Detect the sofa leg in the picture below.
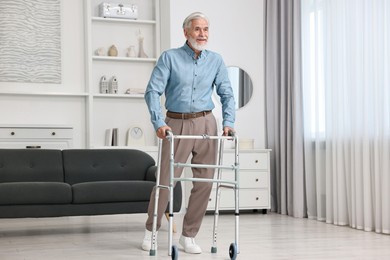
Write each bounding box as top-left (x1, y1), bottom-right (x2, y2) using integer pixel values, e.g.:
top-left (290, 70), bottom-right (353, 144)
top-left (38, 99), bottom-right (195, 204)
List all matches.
top-left (165, 212), bottom-right (177, 233)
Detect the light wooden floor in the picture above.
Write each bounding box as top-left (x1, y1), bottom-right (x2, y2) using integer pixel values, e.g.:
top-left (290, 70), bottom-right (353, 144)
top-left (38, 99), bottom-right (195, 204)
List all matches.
top-left (0, 212), bottom-right (389, 260)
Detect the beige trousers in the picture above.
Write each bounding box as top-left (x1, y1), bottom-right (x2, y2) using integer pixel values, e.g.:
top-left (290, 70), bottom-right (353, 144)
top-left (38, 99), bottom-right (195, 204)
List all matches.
top-left (145, 113), bottom-right (217, 237)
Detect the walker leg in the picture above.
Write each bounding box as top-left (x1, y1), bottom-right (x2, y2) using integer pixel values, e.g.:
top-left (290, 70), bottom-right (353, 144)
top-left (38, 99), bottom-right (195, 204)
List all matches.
top-left (211, 193), bottom-right (220, 254)
top-left (150, 185), bottom-right (160, 256)
top-left (167, 133), bottom-right (175, 256)
top-left (211, 138), bottom-right (224, 254)
top-left (150, 138), bottom-right (164, 256)
top-left (234, 136), bottom-right (240, 254)
top-left (150, 185), bottom-right (159, 256)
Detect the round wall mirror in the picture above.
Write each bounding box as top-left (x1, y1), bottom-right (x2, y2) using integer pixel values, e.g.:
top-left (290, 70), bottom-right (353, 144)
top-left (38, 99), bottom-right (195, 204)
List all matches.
top-left (227, 66), bottom-right (253, 109)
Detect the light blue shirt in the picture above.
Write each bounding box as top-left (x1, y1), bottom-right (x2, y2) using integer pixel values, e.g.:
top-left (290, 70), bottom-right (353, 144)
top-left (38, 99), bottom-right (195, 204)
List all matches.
top-left (145, 42), bottom-right (235, 131)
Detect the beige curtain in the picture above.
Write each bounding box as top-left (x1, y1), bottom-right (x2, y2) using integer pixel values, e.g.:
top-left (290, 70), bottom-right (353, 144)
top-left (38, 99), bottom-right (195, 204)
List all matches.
top-left (264, 0), bottom-right (306, 217)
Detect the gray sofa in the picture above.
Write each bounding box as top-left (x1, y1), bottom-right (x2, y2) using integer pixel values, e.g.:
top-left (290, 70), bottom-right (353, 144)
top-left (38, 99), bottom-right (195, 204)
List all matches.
top-left (0, 149), bottom-right (181, 218)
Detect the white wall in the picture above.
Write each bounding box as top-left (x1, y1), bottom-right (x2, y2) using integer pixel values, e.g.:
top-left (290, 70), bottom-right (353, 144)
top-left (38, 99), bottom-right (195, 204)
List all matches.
top-left (0, 0), bottom-right (86, 147)
top-left (0, 0), bottom-right (266, 149)
top-left (163, 0), bottom-right (266, 148)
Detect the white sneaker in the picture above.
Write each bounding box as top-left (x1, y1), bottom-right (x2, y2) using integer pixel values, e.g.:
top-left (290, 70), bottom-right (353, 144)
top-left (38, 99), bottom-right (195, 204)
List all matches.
top-left (179, 235), bottom-right (202, 254)
top-left (141, 229), bottom-right (158, 251)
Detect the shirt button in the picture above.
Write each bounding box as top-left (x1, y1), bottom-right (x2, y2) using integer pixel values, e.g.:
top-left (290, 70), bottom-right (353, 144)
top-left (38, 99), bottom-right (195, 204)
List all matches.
top-left (195, 74), bottom-right (197, 76)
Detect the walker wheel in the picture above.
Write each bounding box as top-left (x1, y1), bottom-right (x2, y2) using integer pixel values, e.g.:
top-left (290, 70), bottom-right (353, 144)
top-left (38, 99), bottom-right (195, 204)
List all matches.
top-left (229, 243), bottom-right (237, 260)
top-left (171, 245), bottom-right (178, 260)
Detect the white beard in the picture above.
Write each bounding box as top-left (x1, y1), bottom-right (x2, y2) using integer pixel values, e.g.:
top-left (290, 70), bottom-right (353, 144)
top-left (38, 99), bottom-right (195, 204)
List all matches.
top-left (188, 37), bottom-right (207, 51)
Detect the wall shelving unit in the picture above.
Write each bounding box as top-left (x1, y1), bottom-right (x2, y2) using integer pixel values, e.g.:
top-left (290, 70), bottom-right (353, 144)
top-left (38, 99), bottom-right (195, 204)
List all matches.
top-left (84, 0), bottom-right (160, 148)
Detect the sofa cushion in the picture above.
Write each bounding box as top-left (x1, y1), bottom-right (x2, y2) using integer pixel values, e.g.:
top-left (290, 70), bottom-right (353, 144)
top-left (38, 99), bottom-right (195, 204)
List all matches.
top-left (72, 180), bottom-right (155, 204)
top-left (0, 149), bottom-right (64, 183)
top-left (0, 182), bottom-right (72, 205)
top-left (63, 149), bottom-right (155, 185)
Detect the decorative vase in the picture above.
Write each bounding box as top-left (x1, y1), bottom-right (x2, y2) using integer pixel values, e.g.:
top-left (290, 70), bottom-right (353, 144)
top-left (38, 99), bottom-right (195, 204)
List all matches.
top-left (108, 45), bottom-right (118, 56)
top-left (95, 47), bottom-right (106, 56)
top-left (137, 30), bottom-right (148, 58)
top-left (127, 45), bottom-right (137, 57)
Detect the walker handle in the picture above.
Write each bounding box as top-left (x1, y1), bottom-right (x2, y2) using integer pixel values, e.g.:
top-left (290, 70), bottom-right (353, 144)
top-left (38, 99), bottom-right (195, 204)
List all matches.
top-left (228, 130), bottom-right (236, 137)
top-left (166, 130), bottom-right (173, 138)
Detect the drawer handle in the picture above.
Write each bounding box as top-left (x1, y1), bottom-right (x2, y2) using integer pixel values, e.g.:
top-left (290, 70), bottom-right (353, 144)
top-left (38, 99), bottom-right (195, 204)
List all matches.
top-left (208, 198), bottom-right (212, 201)
top-left (255, 160), bottom-right (259, 163)
top-left (11, 131), bottom-right (15, 136)
top-left (26, 146), bottom-right (41, 149)
top-left (255, 178), bottom-right (259, 182)
top-left (256, 197), bottom-right (259, 200)
top-left (52, 132), bottom-right (56, 136)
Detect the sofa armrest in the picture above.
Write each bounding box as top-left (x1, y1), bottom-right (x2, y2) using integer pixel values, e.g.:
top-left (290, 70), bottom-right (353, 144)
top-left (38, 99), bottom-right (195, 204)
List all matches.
top-left (145, 166), bottom-right (157, 181)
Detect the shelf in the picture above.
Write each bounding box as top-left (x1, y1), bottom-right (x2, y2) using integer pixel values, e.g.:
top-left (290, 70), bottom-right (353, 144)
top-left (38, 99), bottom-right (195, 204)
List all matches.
top-left (92, 17), bottom-right (156, 25)
top-left (92, 93), bottom-right (144, 99)
top-left (0, 91), bottom-right (145, 99)
top-left (92, 56), bottom-right (157, 62)
top-left (0, 91), bottom-right (88, 97)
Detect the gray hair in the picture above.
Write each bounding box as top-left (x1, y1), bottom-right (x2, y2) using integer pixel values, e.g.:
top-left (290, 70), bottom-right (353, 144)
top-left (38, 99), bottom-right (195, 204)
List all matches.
top-left (182, 12), bottom-right (209, 29)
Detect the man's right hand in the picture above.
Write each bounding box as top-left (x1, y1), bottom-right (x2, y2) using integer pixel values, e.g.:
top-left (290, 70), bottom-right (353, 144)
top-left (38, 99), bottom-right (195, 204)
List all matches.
top-left (156, 125), bottom-right (172, 139)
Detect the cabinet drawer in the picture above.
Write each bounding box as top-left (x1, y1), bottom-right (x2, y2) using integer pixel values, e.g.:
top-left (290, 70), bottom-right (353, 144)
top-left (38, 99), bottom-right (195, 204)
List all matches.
top-left (223, 151), bottom-right (269, 170)
top-left (0, 128), bottom-right (73, 139)
top-left (207, 189), bottom-right (270, 210)
top-left (216, 171), bottom-right (269, 189)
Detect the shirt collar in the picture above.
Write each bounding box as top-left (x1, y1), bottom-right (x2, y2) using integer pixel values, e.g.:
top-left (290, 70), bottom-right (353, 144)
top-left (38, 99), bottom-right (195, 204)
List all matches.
top-left (182, 41), bottom-right (208, 60)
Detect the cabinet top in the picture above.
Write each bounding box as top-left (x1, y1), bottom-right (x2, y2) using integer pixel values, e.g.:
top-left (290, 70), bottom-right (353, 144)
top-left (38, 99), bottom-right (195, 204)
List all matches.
top-left (0, 124), bottom-right (73, 129)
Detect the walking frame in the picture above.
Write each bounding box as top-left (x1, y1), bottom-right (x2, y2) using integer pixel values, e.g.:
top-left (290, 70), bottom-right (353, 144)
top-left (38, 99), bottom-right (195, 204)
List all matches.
top-left (149, 130), bottom-right (240, 260)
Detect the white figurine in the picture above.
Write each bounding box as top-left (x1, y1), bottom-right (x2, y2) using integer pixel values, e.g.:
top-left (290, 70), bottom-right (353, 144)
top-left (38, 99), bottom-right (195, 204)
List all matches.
top-left (95, 47), bottom-right (106, 56)
top-left (138, 29), bottom-right (148, 58)
top-left (127, 45), bottom-right (137, 57)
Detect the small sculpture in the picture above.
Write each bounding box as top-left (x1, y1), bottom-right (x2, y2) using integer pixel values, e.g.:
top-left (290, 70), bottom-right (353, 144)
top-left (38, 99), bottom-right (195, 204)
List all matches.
top-left (108, 45), bottom-right (118, 56)
top-left (109, 76), bottom-right (118, 94)
top-left (127, 45), bottom-right (137, 57)
top-left (95, 47), bottom-right (106, 56)
top-left (100, 76), bottom-right (109, 93)
top-left (137, 29), bottom-right (148, 58)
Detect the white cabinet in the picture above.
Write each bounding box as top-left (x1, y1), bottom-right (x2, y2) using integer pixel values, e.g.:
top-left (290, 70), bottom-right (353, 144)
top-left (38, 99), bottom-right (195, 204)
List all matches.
top-left (184, 149), bottom-right (271, 212)
top-left (84, 0), bottom-right (160, 148)
top-left (0, 125), bottom-right (73, 149)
